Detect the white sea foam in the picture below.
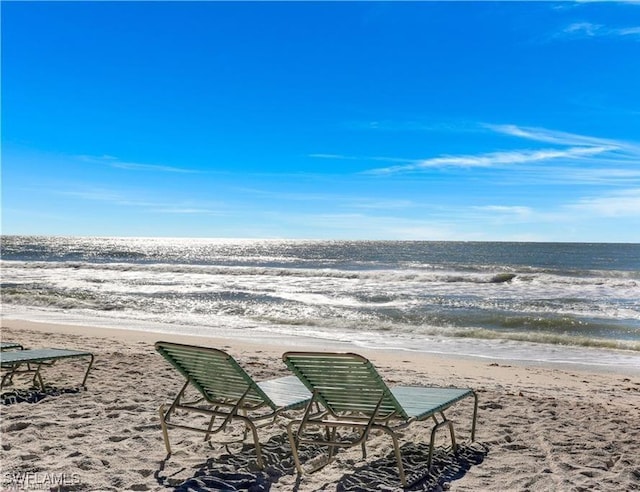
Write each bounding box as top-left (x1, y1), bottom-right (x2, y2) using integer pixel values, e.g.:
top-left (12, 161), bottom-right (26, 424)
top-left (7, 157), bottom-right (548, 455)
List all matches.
top-left (2, 237), bottom-right (639, 370)
top-left (3, 305), bottom-right (640, 374)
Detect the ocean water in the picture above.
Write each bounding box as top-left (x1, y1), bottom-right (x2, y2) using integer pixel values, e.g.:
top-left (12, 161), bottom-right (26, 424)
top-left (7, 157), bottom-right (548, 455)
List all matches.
top-left (2, 236), bottom-right (639, 371)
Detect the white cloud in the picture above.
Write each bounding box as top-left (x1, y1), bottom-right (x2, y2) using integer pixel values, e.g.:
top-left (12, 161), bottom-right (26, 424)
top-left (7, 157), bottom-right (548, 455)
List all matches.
top-left (313, 123), bottom-right (638, 176)
top-left (561, 21), bottom-right (640, 39)
top-left (473, 205), bottom-right (534, 217)
top-left (367, 146), bottom-right (610, 175)
top-left (460, 189), bottom-right (640, 229)
top-left (312, 124), bottom-right (640, 196)
top-left (485, 123), bottom-right (640, 166)
top-left (484, 124), bottom-right (625, 149)
top-left (235, 187), bottom-right (344, 202)
top-left (78, 155), bottom-right (200, 174)
top-left (151, 207), bottom-right (226, 215)
top-left (58, 189), bottom-right (143, 205)
top-left (537, 167), bottom-right (640, 185)
top-left (56, 187), bottom-right (225, 215)
top-left (568, 188), bottom-right (640, 217)
top-left (619, 26), bottom-right (640, 35)
top-left (565, 22), bottom-right (603, 36)
top-left (308, 153), bottom-right (356, 160)
top-left (575, 0), bottom-right (640, 3)
top-left (236, 186), bottom-right (414, 210)
top-left (311, 123), bottom-right (639, 181)
top-left (350, 198), bottom-right (414, 210)
top-left (309, 153), bottom-right (416, 164)
top-left (273, 212), bottom-right (458, 240)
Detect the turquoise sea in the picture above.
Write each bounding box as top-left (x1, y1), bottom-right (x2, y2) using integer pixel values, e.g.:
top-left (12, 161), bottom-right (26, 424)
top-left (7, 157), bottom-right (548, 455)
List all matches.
top-left (2, 236), bottom-right (639, 371)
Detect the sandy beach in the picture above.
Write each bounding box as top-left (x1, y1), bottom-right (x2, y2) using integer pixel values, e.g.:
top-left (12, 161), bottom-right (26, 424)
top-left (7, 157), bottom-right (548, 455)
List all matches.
top-left (1, 320), bottom-right (639, 491)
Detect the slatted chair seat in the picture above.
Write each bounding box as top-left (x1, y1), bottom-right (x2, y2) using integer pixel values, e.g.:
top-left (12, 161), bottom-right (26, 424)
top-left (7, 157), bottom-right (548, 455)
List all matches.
top-left (283, 351), bottom-right (478, 487)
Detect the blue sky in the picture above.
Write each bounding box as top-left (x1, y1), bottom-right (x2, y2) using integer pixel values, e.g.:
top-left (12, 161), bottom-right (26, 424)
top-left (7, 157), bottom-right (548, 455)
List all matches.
top-left (2, 1), bottom-right (640, 242)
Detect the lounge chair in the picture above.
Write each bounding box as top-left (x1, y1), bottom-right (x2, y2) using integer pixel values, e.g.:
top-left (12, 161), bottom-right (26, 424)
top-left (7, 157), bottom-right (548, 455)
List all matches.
top-left (0, 348), bottom-right (94, 390)
top-left (283, 351), bottom-right (478, 487)
top-left (0, 342), bottom-right (24, 351)
top-left (155, 341), bottom-right (312, 468)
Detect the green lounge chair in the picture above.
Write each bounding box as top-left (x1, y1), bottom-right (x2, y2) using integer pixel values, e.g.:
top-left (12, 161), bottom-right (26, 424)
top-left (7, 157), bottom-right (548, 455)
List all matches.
top-left (0, 348), bottom-right (94, 390)
top-left (283, 351), bottom-right (478, 487)
top-left (155, 341), bottom-right (312, 468)
top-left (0, 342), bottom-right (24, 351)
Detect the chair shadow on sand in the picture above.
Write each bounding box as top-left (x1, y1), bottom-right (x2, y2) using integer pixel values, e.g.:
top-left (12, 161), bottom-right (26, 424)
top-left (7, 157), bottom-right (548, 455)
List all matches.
top-left (155, 432), bottom-right (488, 491)
top-left (0, 386), bottom-right (83, 405)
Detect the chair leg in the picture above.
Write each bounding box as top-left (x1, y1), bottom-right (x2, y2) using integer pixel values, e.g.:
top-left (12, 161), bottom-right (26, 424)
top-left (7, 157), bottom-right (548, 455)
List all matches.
top-left (159, 404), bottom-right (172, 455)
top-left (448, 420), bottom-right (458, 453)
top-left (428, 418), bottom-right (458, 470)
top-left (327, 427), bottom-right (339, 460)
top-left (1, 371), bottom-right (14, 389)
top-left (379, 426), bottom-right (407, 487)
top-left (158, 381), bottom-right (190, 455)
top-left (287, 420), bottom-right (305, 476)
top-left (80, 354), bottom-right (94, 388)
top-left (243, 418), bottom-right (264, 469)
top-left (471, 391), bottom-right (478, 441)
top-left (204, 414), bottom-right (217, 442)
top-left (32, 364), bottom-right (45, 390)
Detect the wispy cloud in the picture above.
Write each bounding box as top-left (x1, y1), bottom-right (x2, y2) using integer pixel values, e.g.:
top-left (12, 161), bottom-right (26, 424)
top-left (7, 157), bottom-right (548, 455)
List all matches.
top-left (56, 187), bottom-right (225, 215)
top-left (568, 188), bottom-right (640, 217)
top-left (357, 124), bottom-right (640, 176)
top-left (575, 0), bottom-right (640, 3)
top-left (152, 207), bottom-right (225, 215)
top-left (473, 205), bottom-right (534, 218)
top-left (466, 188), bottom-right (640, 229)
top-left (309, 153), bottom-right (416, 165)
top-left (487, 124), bottom-right (640, 164)
top-left (58, 189), bottom-right (146, 206)
top-left (235, 187), bottom-right (343, 202)
top-left (308, 153), bottom-right (356, 160)
top-left (367, 146), bottom-right (610, 175)
top-left (312, 124), bottom-right (629, 175)
top-left (78, 155), bottom-right (200, 174)
top-left (270, 212), bottom-right (458, 240)
top-left (484, 124), bottom-right (625, 149)
top-left (350, 198), bottom-right (414, 210)
top-left (236, 186), bottom-right (415, 210)
top-left (497, 166), bottom-right (640, 186)
top-left (341, 120), bottom-right (470, 133)
top-left (561, 21), bottom-right (640, 40)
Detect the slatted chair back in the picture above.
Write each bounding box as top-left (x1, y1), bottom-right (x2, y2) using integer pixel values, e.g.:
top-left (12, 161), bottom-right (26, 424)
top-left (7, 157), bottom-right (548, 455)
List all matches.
top-left (155, 342), bottom-right (273, 409)
top-left (283, 352), bottom-right (408, 420)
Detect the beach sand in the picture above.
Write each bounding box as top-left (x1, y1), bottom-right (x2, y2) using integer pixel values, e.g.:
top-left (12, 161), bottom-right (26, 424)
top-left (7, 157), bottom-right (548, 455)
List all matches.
top-left (1, 320), bottom-right (639, 491)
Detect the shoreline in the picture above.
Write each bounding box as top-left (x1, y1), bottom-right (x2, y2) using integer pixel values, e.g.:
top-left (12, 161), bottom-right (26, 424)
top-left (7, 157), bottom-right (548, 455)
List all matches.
top-left (1, 319), bottom-right (639, 490)
top-left (3, 313), bottom-right (640, 376)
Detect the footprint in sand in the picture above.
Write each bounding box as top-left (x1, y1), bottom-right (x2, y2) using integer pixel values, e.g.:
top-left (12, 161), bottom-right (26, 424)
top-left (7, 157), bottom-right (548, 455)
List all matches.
top-left (4, 422), bottom-right (31, 432)
top-left (108, 435), bottom-right (130, 442)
